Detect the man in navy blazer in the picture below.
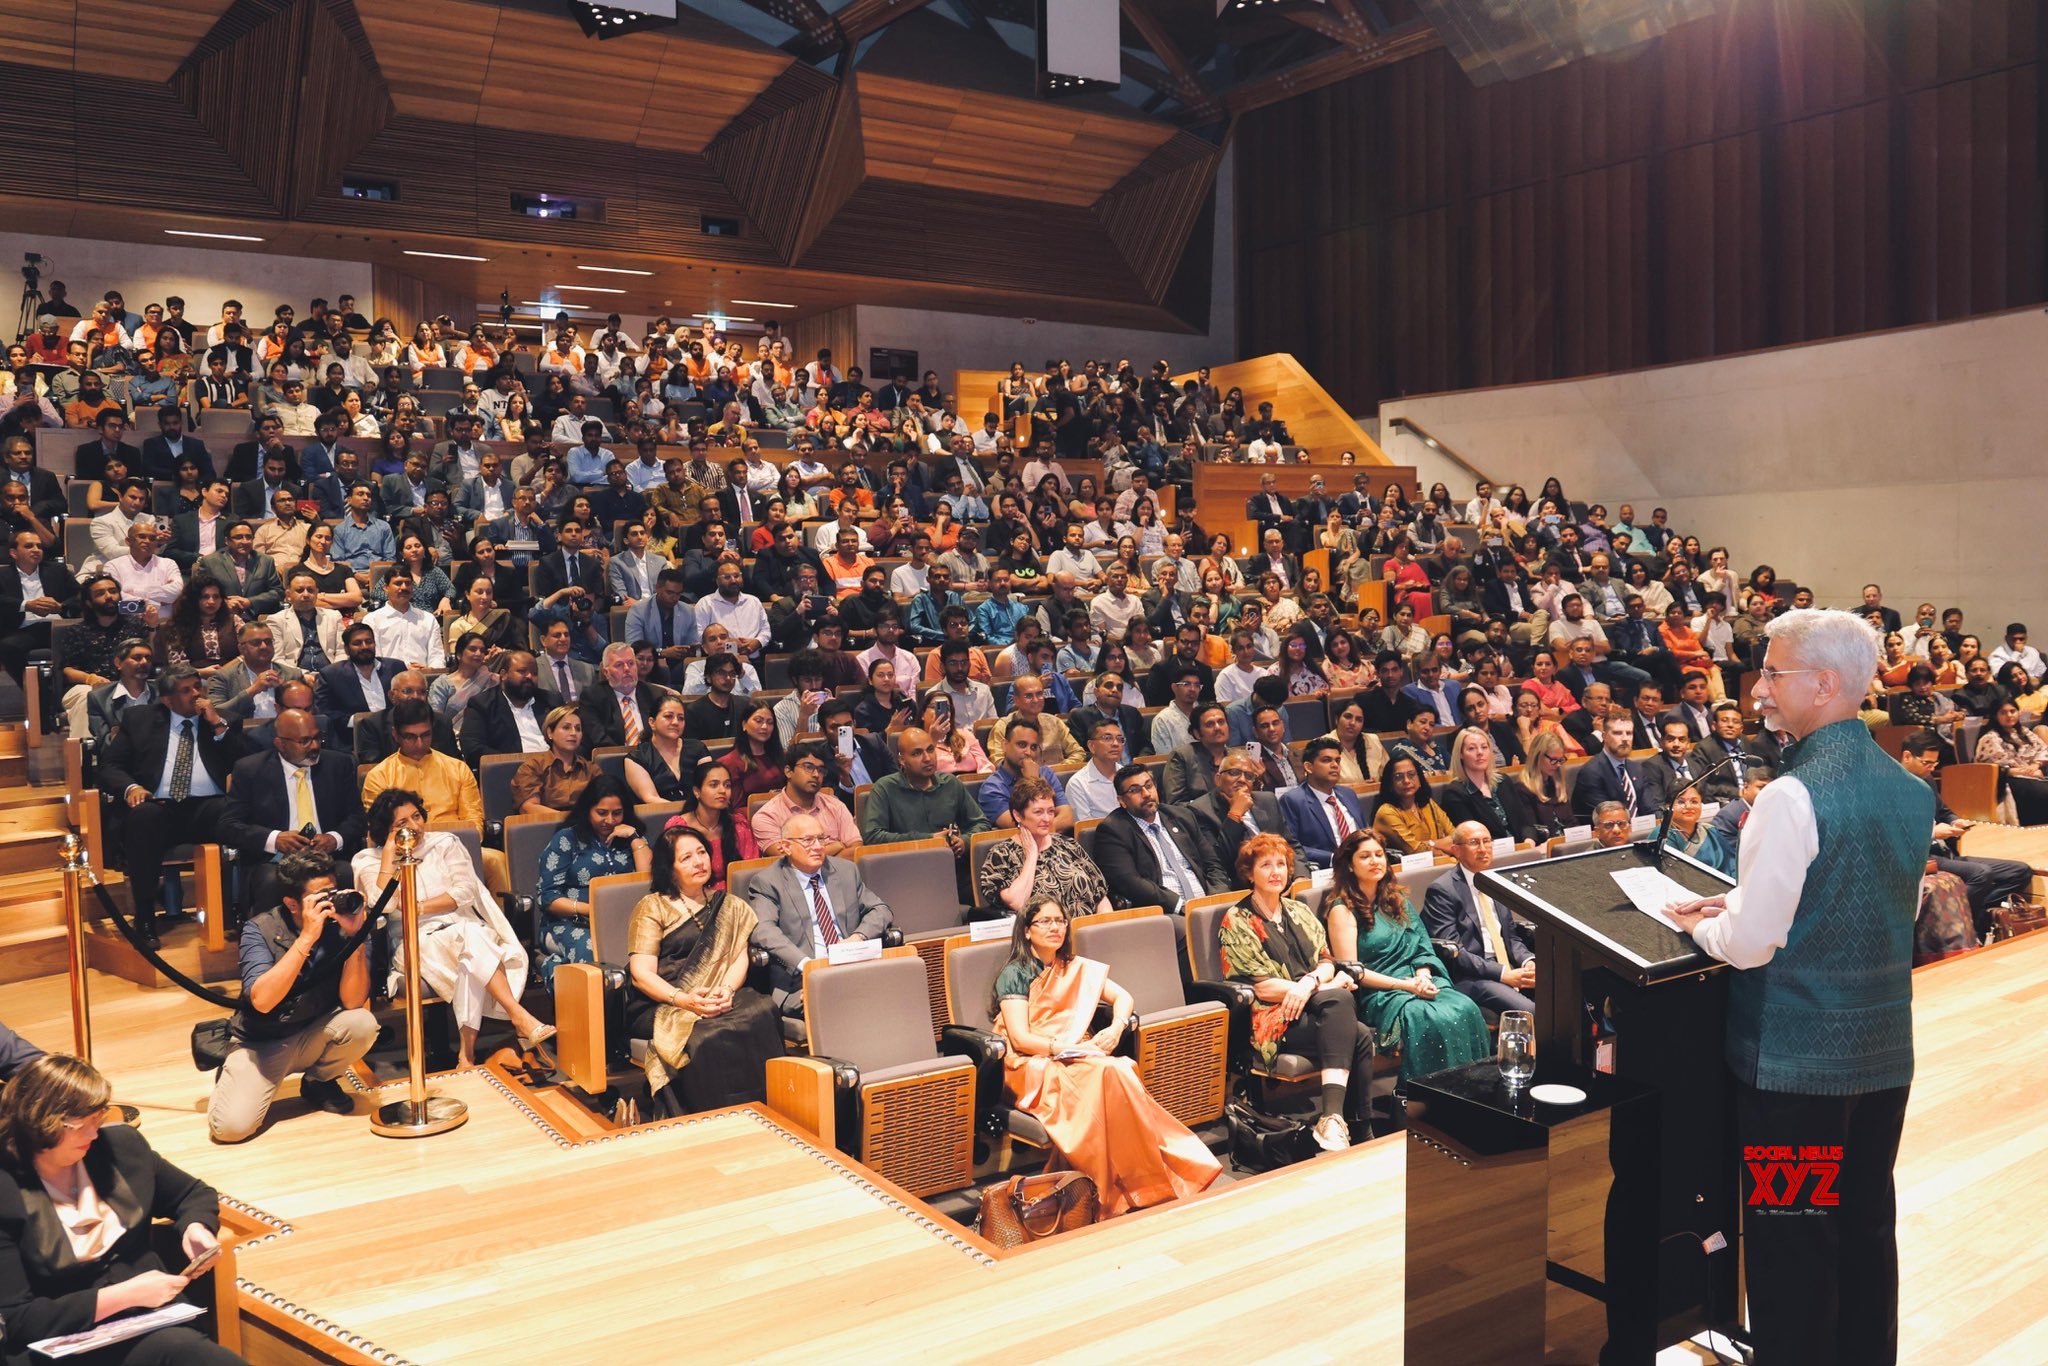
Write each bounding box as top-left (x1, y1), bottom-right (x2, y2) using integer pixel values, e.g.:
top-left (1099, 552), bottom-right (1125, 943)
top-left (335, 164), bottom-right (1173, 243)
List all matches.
top-left (218, 707), bottom-right (366, 914)
top-left (1279, 737), bottom-right (1369, 869)
top-left (1571, 711), bottom-right (1650, 818)
top-left (1421, 822), bottom-right (1536, 1014)
top-left (138, 406), bottom-right (216, 482)
top-left (311, 622), bottom-right (406, 749)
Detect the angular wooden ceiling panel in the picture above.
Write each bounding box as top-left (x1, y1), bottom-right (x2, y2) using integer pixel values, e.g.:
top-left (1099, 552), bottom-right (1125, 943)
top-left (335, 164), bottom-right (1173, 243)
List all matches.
top-left (352, 0), bottom-right (497, 125)
top-left (1096, 131), bottom-right (1218, 300)
top-left (636, 42), bottom-right (792, 154)
top-left (474, 5), bottom-right (665, 141)
top-left (0, 0), bottom-right (241, 79)
top-left (855, 73), bottom-right (1176, 207)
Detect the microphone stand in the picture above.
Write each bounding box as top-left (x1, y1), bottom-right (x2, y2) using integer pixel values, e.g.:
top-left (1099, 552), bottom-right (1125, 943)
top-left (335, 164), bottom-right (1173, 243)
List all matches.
top-left (1646, 754), bottom-right (1735, 867)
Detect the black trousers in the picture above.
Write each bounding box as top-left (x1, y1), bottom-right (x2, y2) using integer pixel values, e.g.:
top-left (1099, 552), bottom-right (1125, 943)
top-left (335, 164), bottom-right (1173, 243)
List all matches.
top-left (1933, 854), bottom-right (2033, 931)
top-left (1735, 1077), bottom-right (1910, 1366)
top-left (122, 795), bottom-right (228, 922)
top-left (0, 619), bottom-right (50, 684)
top-left (1277, 988), bottom-right (1375, 1121)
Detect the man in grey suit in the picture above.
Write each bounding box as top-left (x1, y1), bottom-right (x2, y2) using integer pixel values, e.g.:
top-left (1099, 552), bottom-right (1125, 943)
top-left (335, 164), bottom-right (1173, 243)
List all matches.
top-left (86, 639), bottom-right (158, 743)
top-left (746, 812), bottom-right (895, 1021)
top-left (1421, 821), bottom-right (1536, 1015)
top-left (606, 523), bottom-right (668, 606)
top-left (207, 621), bottom-right (307, 724)
top-left (1161, 702), bottom-right (1233, 807)
top-left (455, 449), bottom-right (519, 528)
top-left (196, 520), bottom-right (285, 619)
top-left (1186, 748), bottom-right (1304, 882)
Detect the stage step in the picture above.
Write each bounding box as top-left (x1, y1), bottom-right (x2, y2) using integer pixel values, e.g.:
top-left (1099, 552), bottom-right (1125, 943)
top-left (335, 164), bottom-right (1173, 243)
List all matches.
top-left (0, 827), bottom-right (68, 877)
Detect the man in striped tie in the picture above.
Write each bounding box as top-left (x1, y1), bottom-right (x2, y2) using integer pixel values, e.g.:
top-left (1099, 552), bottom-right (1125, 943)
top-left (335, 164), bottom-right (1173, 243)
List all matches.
top-left (577, 642), bottom-right (663, 753)
top-left (745, 813), bottom-right (896, 1024)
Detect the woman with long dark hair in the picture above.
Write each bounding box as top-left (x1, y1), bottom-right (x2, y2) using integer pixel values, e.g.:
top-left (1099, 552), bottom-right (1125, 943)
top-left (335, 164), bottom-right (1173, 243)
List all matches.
top-left (719, 697), bottom-right (786, 800)
top-left (152, 573), bottom-right (238, 676)
top-left (535, 774), bottom-right (652, 984)
top-left (673, 758), bottom-right (759, 891)
top-left (1372, 754), bottom-right (1454, 855)
top-left (1322, 829), bottom-right (1489, 1083)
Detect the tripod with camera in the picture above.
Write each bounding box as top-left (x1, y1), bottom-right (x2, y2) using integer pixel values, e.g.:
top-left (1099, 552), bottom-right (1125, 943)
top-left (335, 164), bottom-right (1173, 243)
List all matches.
top-left (16, 253), bottom-right (45, 342)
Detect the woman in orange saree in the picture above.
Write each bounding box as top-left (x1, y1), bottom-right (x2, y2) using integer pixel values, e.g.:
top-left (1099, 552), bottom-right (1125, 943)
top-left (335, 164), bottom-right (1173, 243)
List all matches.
top-left (993, 901), bottom-right (1221, 1216)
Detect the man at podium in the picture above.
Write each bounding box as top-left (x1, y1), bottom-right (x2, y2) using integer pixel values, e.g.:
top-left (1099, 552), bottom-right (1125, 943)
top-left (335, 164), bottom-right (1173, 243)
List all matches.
top-left (1668, 609), bottom-right (1928, 1366)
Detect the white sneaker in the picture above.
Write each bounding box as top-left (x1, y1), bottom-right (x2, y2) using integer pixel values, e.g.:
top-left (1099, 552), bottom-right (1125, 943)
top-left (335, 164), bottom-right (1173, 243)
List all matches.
top-left (1312, 1113), bottom-right (1351, 1152)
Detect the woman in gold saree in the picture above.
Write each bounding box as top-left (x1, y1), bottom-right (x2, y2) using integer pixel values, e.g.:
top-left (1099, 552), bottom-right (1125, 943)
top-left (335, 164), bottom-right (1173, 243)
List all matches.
top-left (992, 900), bottom-right (1221, 1217)
top-left (625, 824), bottom-right (782, 1117)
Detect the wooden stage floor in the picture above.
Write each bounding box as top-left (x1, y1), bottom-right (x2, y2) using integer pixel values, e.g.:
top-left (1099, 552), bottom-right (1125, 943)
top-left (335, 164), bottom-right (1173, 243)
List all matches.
top-left (11, 932), bottom-right (2048, 1364)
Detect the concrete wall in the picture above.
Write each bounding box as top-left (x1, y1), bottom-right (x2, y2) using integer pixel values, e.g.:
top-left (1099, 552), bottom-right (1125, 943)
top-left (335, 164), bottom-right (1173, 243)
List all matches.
top-left (1378, 309), bottom-right (2048, 633)
top-left (4, 231), bottom-right (372, 335)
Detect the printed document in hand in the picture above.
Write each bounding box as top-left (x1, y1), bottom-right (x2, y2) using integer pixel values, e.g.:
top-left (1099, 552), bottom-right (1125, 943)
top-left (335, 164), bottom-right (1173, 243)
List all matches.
top-left (1609, 866), bottom-right (1700, 933)
top-left (31, 1302), bottom-right (203, 1357)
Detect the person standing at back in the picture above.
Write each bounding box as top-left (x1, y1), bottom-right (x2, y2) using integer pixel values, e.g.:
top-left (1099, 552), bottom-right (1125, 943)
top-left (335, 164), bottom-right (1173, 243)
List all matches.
top-left (1669, 610), bottom-right (1929, 1366)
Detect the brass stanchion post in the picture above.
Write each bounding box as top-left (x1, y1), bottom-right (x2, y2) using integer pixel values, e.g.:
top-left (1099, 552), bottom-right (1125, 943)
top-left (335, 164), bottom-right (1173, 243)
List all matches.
top-left (59, 833), bottom-right (141, 1126)
top-left (371, 825), bottom-right (468, 1137)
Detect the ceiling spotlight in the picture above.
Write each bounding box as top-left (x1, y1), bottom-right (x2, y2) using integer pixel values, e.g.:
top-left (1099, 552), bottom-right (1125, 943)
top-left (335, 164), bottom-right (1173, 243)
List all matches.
top-left (566, 1), bottom-right (678, 39)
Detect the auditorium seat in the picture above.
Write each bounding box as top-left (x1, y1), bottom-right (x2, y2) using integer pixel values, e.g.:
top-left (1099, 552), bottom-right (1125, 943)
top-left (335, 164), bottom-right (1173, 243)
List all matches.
top-left (503, 814), bottom-right (565, 941)
top-left (764, 950), bottom-right (977, 1198)
top-left (1069, 908), bottom-right (1228, 1128)
top-left (853, 837), bottom-right (965, 1035)
top-left (940, 934), bottom-right (1055, 1154)
top-left (1182, 890), bottom-right (1335, 1095)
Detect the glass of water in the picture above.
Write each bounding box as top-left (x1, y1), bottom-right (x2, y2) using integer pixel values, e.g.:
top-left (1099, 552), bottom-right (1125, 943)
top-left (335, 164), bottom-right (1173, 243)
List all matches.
top-left (1497, 1010), bottom-right (1536, 1088)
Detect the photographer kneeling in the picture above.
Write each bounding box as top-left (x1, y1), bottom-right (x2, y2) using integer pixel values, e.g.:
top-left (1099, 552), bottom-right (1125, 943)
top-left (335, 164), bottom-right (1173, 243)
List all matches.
top-left (207, 849), bottom-right (379, 1144)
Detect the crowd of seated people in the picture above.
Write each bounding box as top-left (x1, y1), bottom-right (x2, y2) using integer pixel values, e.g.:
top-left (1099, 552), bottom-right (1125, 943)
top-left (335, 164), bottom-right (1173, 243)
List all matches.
top-left (5, 281), bottom-right (2042, 1268)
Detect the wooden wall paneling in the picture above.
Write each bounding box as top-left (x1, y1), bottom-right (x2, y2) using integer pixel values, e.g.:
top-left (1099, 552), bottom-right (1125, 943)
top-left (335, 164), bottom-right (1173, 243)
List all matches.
top-left (73, 0), bottom-right (241, 82)
top-left (785, 305), bottom-right (858, 376)
top-left (1236, 0), bottom-right (2046, 412)
top-left (171, 0), bottom-right (306, 212)
top-left (472, 5), bottom-right (663, 142)
top-left (1093, 133), bottom-right (1218, 302)
top-left (370, 264), bottom-right (477, 331)
top-left (313, 115), bottom-right (478, 236)
top-left (632, 148), bottom-right (782, 269)
top-left (77, 82), bottom-right (281, 219)
top-left (0, 0), bottom-right (77, 69)
top-left (0, 64), bottom-right (76, 200)
top-left (704, 63), bottom-right (843, 262)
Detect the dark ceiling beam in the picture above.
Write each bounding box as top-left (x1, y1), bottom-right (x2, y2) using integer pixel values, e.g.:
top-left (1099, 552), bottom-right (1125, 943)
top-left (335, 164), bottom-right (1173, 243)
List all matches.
top-left (1118, 0), bottom-right (1222, 120)
top-left (1222, 22), bottom-right (1440, 116)
top-left (829, 0), bottom-right (939, 47)
top-left (732, 0), bottom-right (841, 61)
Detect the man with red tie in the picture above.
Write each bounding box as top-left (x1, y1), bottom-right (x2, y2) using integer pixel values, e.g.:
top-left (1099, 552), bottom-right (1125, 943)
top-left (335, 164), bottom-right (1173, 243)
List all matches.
top-left (1279, 738), bottom-right (1369, 869)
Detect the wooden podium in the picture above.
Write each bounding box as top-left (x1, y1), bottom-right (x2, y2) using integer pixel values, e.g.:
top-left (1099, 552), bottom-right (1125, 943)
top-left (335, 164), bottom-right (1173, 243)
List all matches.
top-left (1475, 843), bottom-right (1742, 1352)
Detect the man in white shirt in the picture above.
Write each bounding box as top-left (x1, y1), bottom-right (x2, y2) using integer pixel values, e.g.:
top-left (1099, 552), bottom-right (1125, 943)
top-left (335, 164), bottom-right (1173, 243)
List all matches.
top-left (1065, 711), bottom-right (1126, 821)
top-left (1043, 523), bottom-right (1102, 589)
top-left (935, 642), bottom-right (996, 727)
top-left (1988, 623), bottom-right (2046, 681)
top-left (103, 519), bottom-right (184, 622)
top-left (1215, 630), bottom-right (1272, 704)
top-left (855, 610), bottom-right (919, 690)
top-left (273, 379), bottom-right (322, 436)
top-left (1150, 663), bottom-right (1205, 753)
top-left (968, 414), bottom-right (1002, 457)
top-left (90, 479), bottom-right (150, 565)
top-left (551, 396), bottom-right (602, 446)
top-left (889, 534), bottom-right (933, 597)
top-left (363, 571), bottom-right (446, 670)
top-left (678, 624), bottom-right (763, 695)
top-left (1461, 479), bottom-right (1503, 527)
top-left (693, 560), bottom-right (770, 661)
top-left (1089, 563), bottom-right (1144, 640)
top-left (811, 499), bottom-right (872, 554)
top-left (624, 439), bottom-right (668, 492)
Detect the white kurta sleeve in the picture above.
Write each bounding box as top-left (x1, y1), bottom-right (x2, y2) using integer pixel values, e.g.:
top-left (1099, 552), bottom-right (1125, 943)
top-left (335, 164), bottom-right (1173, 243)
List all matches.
top-left (1689, 775), bottom-right (1817, 970)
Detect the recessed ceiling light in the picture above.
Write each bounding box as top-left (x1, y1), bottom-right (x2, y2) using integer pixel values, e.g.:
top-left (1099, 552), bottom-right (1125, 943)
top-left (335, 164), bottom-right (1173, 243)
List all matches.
top-left (404, 249), bottom-right (490, 261)
top-left (577, 265), bottom-right (654, 276)
top-left (730, 298), bottom-right (798, 308)
top-left (720, 316), bottom-right (757, 323)
top-left (551, 284), bottom-right (625, 294)
top-left (164, 229), bottom-right (265, 242)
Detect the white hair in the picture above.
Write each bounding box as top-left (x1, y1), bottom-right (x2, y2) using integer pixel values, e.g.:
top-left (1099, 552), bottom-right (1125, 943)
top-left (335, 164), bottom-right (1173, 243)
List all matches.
top-left (1761, 607), bottom-right (1880, 686)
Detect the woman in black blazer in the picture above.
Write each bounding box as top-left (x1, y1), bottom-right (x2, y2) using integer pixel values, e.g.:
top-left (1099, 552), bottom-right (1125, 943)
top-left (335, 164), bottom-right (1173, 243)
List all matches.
top-left (0, 1055), bottom-right (242, 1365)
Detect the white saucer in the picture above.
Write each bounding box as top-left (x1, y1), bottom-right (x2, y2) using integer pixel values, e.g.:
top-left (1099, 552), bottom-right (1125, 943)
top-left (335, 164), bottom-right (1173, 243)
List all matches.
top-left (1528, 1083), bottom-right (1587, 1106)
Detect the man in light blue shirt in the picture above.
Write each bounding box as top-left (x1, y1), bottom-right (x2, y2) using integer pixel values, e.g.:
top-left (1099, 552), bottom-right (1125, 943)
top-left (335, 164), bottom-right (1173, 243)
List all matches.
top-left (976, 716), bottom-right (1074, 830)
top-left (973, 569), bottom-right (1030, 646)
top-left (565, 423), bottom-right (614, 487)
top-left (329, 483), bottom-right (394, 570)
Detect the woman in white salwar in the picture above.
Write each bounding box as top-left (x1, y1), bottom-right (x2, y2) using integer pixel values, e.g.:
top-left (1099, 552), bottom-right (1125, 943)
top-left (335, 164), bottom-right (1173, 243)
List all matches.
top-left (352, 788), bottom-right (557, 1069)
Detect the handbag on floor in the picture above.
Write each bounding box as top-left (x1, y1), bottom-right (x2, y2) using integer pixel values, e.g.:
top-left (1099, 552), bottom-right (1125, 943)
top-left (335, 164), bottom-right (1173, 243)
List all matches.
top-left (976, 1172), bottom-right (1099, 1248)
top-left (1225, 1098), bottom-right (1316, 1173)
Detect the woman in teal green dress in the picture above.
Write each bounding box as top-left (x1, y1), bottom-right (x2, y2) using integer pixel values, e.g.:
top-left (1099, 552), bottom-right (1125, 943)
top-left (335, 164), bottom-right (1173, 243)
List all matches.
top-left (1661, 787), bottom-right (1739, 877)
top-left (1321, 828), bottom-right (1490, 1084)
